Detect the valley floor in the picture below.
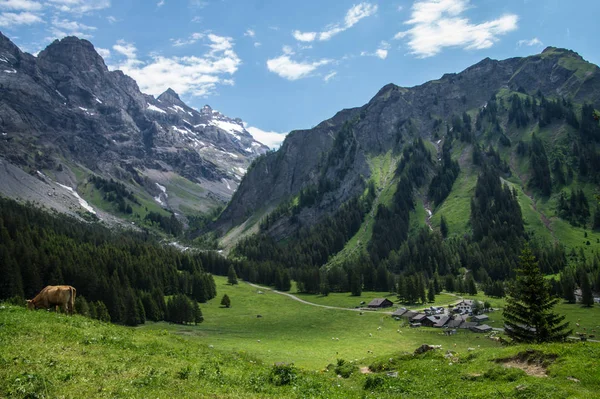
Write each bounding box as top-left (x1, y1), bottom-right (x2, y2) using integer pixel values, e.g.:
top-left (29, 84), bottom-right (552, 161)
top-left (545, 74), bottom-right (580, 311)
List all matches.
top-left (2, 276), bottom-right (600, 398)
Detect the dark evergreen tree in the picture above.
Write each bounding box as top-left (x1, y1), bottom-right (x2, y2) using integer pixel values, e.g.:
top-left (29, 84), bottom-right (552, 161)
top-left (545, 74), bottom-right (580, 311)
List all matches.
top-left (561, 271), bottom-right (577, 303)
top-left (580, 271), bottom-right (594, 307)
top-left (227, 265), bottom-right (238, 285)
top-left (193, 301), bottom-right (204, 324)
top-left (350, 269), bottom-right (362, 297)
top-left (440, 215), bottom-right (448, 238)
top-left (593, 205), bottom-right (600, 231)
top-left (466, 275), bottom-right (478, 295)
top-left (529, 133), bottom-right (552, 196)
top-left (503, 245), bottom-right (571, 343)
top-left (427, 280), bottom-right (435, 303)
top-left (94, 301), bottom-right (111, 322)
top-left (221, 294), bottom-right (231, 308)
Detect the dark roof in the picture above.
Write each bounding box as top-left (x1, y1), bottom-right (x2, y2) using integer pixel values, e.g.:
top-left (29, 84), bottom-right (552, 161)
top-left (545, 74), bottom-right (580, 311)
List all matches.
top-left (473, 315), bottom-right (489, 321)
top-left (433, 315), bottom-right (450, 328)
top-left (470, 324), bottom-right (493, 332)
top-left (392, 308), bottom-right (408, 316)
top-left (459, 322), bottom-right (478, 329)
top-left (368, 298), bottom-right (393, 307)
top-left (446, 319), bottom-right (463, 328)
top-left (402, 310), bottom-right (418, 319)
top-left (411, 313), bottom-right (427, 321)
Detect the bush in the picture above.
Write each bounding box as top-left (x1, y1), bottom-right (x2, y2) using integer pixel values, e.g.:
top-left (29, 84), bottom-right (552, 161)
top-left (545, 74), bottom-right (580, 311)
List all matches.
top-left (364, 375), bottom-right (386, 391)
top-left (334, 359), bottom-right (357, 378)
top-left (268, 363), bottom-right (296, 386)
top-left (483, 366), bottom-right (525, 382)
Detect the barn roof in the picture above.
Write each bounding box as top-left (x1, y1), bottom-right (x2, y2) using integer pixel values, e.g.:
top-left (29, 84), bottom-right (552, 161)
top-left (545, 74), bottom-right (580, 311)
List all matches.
top-left (368, 298), bottom-right (393, 307)
top-left (392, 308), bottom-right (408, 316)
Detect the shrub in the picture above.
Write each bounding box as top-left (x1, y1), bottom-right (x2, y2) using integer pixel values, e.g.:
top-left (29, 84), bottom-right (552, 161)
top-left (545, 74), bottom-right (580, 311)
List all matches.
top-left (268, 363), bottom-right (296, 386)
top-left (334, 359), bottom-right (357, 378)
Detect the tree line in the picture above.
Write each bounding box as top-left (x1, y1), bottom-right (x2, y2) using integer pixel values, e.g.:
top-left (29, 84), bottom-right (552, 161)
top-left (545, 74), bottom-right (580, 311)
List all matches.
top-left (0, 197), bottom-right (222, 326)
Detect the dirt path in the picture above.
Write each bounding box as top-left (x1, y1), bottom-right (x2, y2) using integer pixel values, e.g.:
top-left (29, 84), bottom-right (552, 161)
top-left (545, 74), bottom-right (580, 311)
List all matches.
top-left (509, 152), bottom-right (557, 242)
top-left (246, 282), bottom-right (394, 314)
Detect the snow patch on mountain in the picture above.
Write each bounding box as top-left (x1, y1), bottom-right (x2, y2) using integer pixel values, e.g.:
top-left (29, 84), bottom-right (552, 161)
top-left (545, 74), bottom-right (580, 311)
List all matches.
top-left (147, 104), bottom-right (167, 113)
top-left (57, 183), bottom-right (96, 214)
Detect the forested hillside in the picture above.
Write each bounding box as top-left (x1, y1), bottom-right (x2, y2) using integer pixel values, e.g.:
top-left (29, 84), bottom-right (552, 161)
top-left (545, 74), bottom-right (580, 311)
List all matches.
top-left (0, 197), bottom-right (236, 325)
top-left (221, 48), bottom-right (600, 302)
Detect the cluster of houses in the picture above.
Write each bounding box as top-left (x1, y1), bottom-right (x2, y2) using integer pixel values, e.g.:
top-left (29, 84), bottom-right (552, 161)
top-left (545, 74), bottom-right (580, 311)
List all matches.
top-left (367, 298), bottom-right (493, 333)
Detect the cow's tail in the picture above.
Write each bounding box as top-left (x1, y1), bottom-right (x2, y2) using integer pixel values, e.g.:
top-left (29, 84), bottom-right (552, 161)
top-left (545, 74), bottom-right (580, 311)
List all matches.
top-left (69, 286), bottom-right (77, 315)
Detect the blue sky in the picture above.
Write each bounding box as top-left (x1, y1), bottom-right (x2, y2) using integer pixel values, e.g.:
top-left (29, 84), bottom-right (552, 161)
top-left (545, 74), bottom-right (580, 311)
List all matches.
top-left (1, 0), bottom-right (599, 147)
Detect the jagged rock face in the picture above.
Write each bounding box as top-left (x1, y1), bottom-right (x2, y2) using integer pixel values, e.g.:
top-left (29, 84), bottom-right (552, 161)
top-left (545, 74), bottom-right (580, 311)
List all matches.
top-left (216, 47), bottom-right (600, 236)
top-left (0, 33), bottom-right (268, 207)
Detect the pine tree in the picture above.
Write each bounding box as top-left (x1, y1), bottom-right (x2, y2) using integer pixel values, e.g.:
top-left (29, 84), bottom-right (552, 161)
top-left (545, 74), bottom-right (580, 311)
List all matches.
top-left (561, 272), bottom-right (577, 303)
top-left (350, 269), bottom-right (362, 297)
top-left (467, 275), bottom-right (478, 295)
top-left (418, 275), bottom-right (427, 304)
top-left (593, 205), bottom-right (600, 231)
top-left (427, 280), bottom-right (435, 303)
top-left (440, 215), bottom-right (448, 238)
top-left (503, 245), bottom-right (571, 343)
top-left (221, 294), bottom-right (231, 308)
top-left (580, 271), bottom-right (594, 307)
top-left (227, 265), bottom-right (238, 285)
top-left (193, 300), bottom-right (204, 324)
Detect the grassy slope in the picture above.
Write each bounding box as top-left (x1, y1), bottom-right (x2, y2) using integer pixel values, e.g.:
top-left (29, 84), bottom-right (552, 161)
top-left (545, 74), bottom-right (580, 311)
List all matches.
top-left (3, 281), bottom-right (600, 398)
top-left (143, 277), bottom-right (502, 370)
top-left (326, 151), bottom-right (399, 268)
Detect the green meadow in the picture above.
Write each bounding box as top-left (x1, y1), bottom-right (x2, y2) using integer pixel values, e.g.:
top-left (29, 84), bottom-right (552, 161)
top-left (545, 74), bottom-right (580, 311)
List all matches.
top-left (3, 276), bottom-right (600, 398)
top-left (142, 276), bottom-right (502, 370)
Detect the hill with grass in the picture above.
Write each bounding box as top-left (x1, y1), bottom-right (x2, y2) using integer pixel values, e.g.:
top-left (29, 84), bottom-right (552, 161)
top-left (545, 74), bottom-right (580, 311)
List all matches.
top-left (215, 47), bottom-right (600, 302)
top-left (2, 277), bottom-right (600, 398)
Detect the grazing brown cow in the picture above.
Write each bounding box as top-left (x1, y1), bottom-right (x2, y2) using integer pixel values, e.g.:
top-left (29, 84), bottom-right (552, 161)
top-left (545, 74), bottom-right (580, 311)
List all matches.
top-left (27, 285), bottom-right (77, 315)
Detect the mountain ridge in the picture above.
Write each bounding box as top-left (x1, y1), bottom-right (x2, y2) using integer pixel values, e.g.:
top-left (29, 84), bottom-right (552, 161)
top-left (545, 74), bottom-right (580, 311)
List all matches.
top-left (0, 33), bottom-right (268, 229)
top-left (215, 46), bottom-right (600, 251)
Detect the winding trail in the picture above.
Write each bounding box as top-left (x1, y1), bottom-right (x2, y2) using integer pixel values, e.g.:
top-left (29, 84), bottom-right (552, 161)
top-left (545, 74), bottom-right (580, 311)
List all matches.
top-left (246, 282), bottom-right (395, 314)
top-left (245, 282), bottom-right (466, 315)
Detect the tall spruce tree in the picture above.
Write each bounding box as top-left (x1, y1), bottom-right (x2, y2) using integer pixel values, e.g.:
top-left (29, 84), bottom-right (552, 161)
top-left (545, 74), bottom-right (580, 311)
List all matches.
top-left (227, 265), bottom-right (238, 285)
top-left (221, 294), bottom-right (231, 308)
top-left (580, 271), bottom-right (594, 307)
top-left (503, 245), bottom-right (571, 343)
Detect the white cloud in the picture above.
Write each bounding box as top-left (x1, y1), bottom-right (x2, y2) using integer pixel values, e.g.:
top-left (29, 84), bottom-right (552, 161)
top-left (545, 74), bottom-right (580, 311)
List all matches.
top-left (254, 42), bottom-right (261, 47)
top-left (375, 48), bottom-right (388, 59)
top-left (47, 0), bottom-right (110, 14)
top-left (282, 45), bottom-right (294, 55)
top-left (0, 0), bottom-right (42, 11)
top-left (267, 53), bottom-right (331, 81)
top-left (245, 125), bottom-right (287, 149)
top-left (292, 30), bottom-right (317, 42)
top-left (96, 47), bottom-right (110, 59)
top-left (395, 0), bottom-right (518, 58)
top-left (171, 32), bottom-right (204, 47)
top-left (112, 39), bottom-right (137, 58)
top-left (157, 0), bottom-right (165, 6)
top-left (50, 17), bottom-right (96, 38)
top-left (110, 34), bottom-right (241, 97)
top-left (244, 29), bottom-right (255, 37)
top-left (517, 37), bottom-right (542, 47)
top-left (0, 11), bottom-right (42, 27)
top-left (293, 2), bottom-right (378, 42)
top-left (106, 15), bottom-right (117, 23)
top-left (361, 41), bottom-right (390, 59)
top-left (323, 70), bottom-right (337, 82)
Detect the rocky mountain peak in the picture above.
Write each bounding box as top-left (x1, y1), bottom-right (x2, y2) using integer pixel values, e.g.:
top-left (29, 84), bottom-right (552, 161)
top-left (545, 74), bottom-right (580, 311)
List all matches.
top-left (0, 32), bottom-right (21, 56)
top-left (157, 88), bottom-right (183, 105)
top-left (37, 36), bottom-right (107, 72)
